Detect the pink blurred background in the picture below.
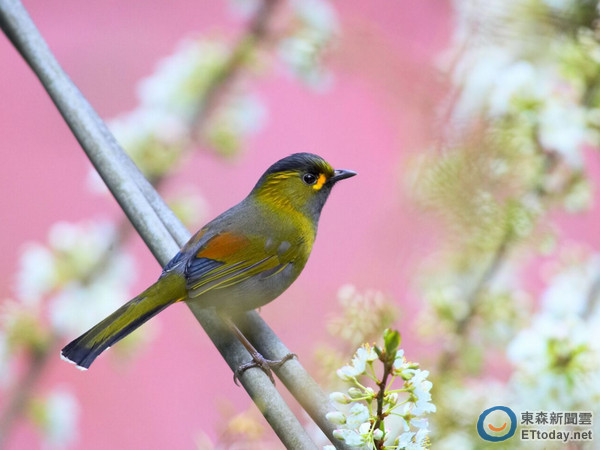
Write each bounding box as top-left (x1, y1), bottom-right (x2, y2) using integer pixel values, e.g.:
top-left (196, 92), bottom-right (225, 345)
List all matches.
top-left (0, 0), bottom-right (454, 448)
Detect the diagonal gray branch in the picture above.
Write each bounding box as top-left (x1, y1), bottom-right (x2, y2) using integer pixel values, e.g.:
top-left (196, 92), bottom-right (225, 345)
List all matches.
top-left (0, 0), bottom-right (350, 448)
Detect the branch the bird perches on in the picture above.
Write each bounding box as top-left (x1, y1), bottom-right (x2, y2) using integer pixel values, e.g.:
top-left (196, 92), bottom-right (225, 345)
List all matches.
top-left (0, 0), bottom-right (351, 448)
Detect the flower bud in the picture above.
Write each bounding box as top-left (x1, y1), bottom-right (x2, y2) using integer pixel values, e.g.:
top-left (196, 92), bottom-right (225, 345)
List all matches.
top-left (385, 392), bottom-right (399, 405)
top-left (326, 411), bottom-right (346, 425)
top-left (358, 422), bottom-right (371, 435)
top-left (336, 366), bottom-right (357, 381)
top-left (373, 429), bottom-right (384, 441)
top-left (332, 429), bottom-right (345, 440)
top-left (347, 387), bottom-right (363, 398)
top-left (329, 392), bottom-right (350, 404)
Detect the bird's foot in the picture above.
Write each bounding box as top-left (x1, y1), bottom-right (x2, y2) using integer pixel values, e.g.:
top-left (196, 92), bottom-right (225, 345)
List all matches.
top-left (233, 352), bottom-right (297, 386)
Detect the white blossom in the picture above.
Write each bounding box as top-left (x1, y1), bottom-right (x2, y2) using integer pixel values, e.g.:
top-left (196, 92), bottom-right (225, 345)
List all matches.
top-left (15, 244), bottom-right (56, 305)
top-left (48, 221), bottom-right (116, 268)
top-left (392, 349), bottom-right (407, 371)
top-left (541, 254), bottom-right (600, 317)
top-left (15, 221), bottom-right (128, 308)
top-left (488, 61), bottom-right (546, 117)
top-left (403, 369), bottom-right (436, 415)
top-left (330, 338), bottom-right (434, 449)
top-left (109, 108), bottom-right (187, 152)
top-left (436, 432), bottom-right (475, 450)
top-left (14, 220), bottom-right (138, 338)
top-left (410, 418), bottom-right (429, 430)
top-left (336, 365), bottom-right (361, 381)
top-left (542, 0), bottom-right (575, 13)
top-left (406, 428), bottom-right (429, 450)
top-left (137, 38), bottom-right (228, 120)
top-left (332, 428), bottom-right (365, 447)
top-left (49, 249), bottom-right (134, 337)
top-left (372, 428), bottom-right (384, 441)
top-left (278, 0), bottom-right (338, 88)
top-left (208, 93), bottom-right (266, 137)
top-left (326, 411), bottom-right (346, 425)
top-left (292, 0), bottom-right (338, 34)
top-left (228, 0), bottom-right (261, 18)
top-left (40, 389), bottom-right (79, 449)
top-left (449, 47), bottom-right (514, 123)
top-left (538, 101), bottom-right (589, 168)
top-left (345, 403), bottom-right (369, 429)
top-left (508, 254), bottom-right (600, 411)
top-left (330, 391), bottom-right (350, 404)
top-left (336, 344), bottom-right (377, 380)
top-left (49, 281), bottom-right (126, 338)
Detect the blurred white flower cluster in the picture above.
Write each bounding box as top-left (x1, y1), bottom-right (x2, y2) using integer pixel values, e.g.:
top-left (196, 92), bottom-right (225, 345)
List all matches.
top-left (443, 0), bottom-right (600, 210)
top-left (508, 252), bottom-right (600, 411)
top-left (14, 221), bottom-right (135, 337)
top-left (109, 37), bottom-right (265, 165)
top-left (432, 379), bottom-right (514, 450)
top-left (221, 0), bottom-right (339, 86)
top-left (106, 0), bottom-right (339, 169)
top-left (278, 0), bottom-right (338, 88)
top-left (422, 251), bottom-right (600, 448)
top-left (419, 263), bottom-right (531, 349)
top-left (30, 388), bottom-right (79, 449)
top-left (328, 284), bottom-right (398, 348)
top-left (0, 221), bottom-right (135, 381)
top-left (138, 39), bottom-right (231, 121)
top-left (412, 1), bottom-right (600, 446)
top-left (1, 220), bottom-right (136, 447)
top-left (326, 330), bottom-right (435, 449)
top-left (314, 285), bottom-right (398, 388)
top-left (3, 222), bottom-right (124, 342)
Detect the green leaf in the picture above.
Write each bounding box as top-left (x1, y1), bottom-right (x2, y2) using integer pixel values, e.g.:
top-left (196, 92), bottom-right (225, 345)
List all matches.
top-left (374, 345), bottom-right (383, 359)
top-left (383, 329), bottom-right (401, 361)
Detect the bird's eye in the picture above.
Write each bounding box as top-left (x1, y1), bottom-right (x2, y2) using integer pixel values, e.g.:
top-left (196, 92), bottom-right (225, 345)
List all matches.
top-left (302, 173), bottom-right (318, 185)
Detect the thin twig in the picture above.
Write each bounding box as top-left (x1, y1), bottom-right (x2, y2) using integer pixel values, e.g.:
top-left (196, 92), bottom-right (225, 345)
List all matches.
top-left (437, 232), bottom-right (511, 372)
top-left (373, 356), bottom-right (393, 449)
top-left (434, 131), bottom-right (580, 373)
top-left (191, 0), bottom-right (280, 138)
top-left (582, 274), bottom-right (600, 318)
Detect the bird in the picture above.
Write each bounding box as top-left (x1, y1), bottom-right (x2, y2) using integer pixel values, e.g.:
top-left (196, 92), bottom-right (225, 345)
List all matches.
top-left (61, 153), bottom-right (356, 379)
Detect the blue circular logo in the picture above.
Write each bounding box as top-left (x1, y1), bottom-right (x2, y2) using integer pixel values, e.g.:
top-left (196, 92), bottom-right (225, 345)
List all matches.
top-left (477, 406), bottom-right (517, 442)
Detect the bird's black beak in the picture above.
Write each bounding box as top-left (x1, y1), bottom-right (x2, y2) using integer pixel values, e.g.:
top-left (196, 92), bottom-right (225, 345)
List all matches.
top-left (330, 169), bottom-right (357, 184)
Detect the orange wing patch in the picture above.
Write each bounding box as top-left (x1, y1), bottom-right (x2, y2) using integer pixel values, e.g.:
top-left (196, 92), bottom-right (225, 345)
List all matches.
top-left (313, 174), bottom-right (327, 190)
top-left (197, 232), bottom-right (250, 260)
top-left (187, 228), bottom-right (206, 247)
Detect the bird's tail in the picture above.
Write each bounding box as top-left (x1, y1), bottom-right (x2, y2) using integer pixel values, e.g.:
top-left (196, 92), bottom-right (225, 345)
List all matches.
top-left (61, 272), bottom-right (186, 370)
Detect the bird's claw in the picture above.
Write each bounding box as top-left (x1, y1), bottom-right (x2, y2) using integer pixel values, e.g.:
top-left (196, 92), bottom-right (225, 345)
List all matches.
top-left (233, 353), bottom-right (297, 386)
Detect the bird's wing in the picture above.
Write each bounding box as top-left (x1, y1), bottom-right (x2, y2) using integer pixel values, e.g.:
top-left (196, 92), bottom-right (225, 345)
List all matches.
top-left (183, 231), bottom-right (297, 299)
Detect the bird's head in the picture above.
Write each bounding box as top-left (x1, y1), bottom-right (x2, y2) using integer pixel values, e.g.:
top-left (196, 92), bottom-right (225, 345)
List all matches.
top-left (250, 153), bottom-right (356, 221)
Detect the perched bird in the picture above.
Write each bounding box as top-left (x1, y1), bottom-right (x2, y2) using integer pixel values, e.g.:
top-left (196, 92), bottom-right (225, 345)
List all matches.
top-left (61, 153), bottom-right (356, 376)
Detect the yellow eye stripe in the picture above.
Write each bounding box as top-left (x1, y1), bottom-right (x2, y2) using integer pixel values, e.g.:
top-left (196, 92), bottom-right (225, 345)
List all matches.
top-left (313, 174), bottom-right (327, 190)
